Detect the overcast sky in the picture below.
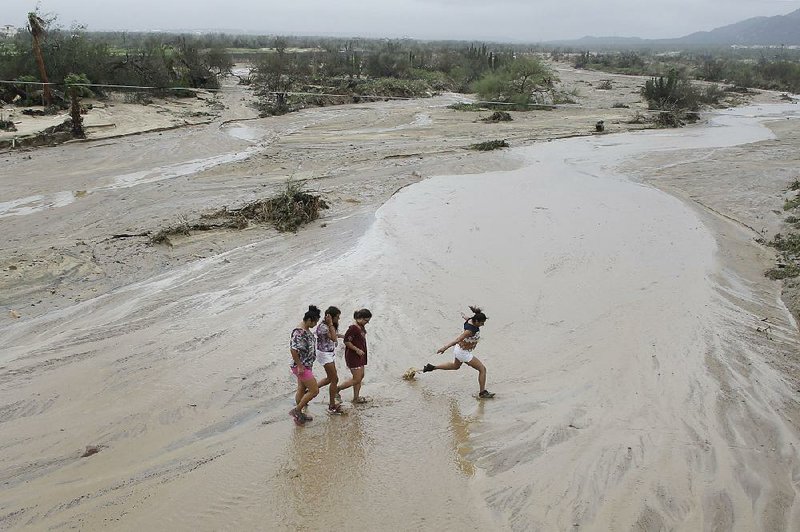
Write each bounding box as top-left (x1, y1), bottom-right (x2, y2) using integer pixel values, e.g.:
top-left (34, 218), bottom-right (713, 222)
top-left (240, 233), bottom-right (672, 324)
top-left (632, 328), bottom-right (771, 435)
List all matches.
top-left (5, 0), bottom-right (800, 41)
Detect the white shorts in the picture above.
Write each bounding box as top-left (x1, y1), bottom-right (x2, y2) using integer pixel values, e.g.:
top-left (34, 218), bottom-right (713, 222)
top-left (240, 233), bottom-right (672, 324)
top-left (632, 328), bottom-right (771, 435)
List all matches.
top-left (316, 350), bottom-right (336, 365)
top-left (454, 345), bottom-right (474, 363)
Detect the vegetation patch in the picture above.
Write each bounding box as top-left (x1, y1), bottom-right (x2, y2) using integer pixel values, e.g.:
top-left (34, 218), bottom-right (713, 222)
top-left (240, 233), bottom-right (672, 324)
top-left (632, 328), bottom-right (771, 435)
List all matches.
top-left (449, 102), bottom-right (486, 111)
top-left (150, 182), bottom-right (328, 244)
top-left (450, 101), bottom-right (553, 112)
top-left (469, 139), bottom-right (509, 151)
top-left (482, 111), bottom-right (512, 122)
top-left (654, 111), bottom-right (682, 128)
top-left (784, 195), bottom-right (800, 211)
top-left (766, 233), bottom-right (800, 279)
top-left (219, 182), bottom-right (329, 232)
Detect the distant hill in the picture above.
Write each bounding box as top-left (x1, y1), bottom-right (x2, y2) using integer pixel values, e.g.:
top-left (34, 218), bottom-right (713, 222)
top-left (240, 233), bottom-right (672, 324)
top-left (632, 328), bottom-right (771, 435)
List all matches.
top-left (552, 8), bottom-right (800, 47)
top-left (676, 8), bottom-right (800, 45)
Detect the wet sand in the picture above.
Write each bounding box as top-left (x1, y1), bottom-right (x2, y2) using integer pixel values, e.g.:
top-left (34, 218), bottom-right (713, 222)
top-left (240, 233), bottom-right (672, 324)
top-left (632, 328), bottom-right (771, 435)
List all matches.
top-left (2, 69), bottom-right (800, 530)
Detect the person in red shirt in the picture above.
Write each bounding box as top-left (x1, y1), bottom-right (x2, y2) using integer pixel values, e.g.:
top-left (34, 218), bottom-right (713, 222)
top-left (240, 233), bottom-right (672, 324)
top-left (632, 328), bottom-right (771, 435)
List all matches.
top-left (337, 308), bottom-right (372, 403)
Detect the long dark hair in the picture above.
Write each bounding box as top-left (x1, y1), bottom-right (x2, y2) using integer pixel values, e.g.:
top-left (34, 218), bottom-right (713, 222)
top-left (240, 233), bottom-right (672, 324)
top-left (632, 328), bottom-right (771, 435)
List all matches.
top-left (468, 305), bottom-right (487, 323)
top-left (303, 305), bottom-right (321, 322)
top-left (325, 306), bottom-right (341, 319)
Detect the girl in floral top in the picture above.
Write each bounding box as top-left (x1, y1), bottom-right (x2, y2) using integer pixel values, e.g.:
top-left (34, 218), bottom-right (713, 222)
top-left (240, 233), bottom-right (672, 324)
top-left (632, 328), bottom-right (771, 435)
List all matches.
top-left (289, 305), bottom-right (321, 425)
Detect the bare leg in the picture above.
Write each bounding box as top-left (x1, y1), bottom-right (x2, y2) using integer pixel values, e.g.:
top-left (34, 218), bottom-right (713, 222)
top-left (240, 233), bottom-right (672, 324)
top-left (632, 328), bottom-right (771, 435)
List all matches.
top-left (295, 379), bottom-right (304, 406)
top-left (434, 359), bottom-right (463, 371)
top-left (465, 357), bottom-right (487, 393)
top-left (318, 362), bottom-right (339, 407)
top-left (295, 378), bottom-right (319, 411)
top-left (338, 367), bottom-right (364, 401)
top-left (352, 367), bottom-right (364, 401)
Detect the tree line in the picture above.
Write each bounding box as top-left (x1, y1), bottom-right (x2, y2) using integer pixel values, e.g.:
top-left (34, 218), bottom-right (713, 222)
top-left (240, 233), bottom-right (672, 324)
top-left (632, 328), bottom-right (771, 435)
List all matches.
top-left (569, 48), bottom-right (800, 93)
top-left (0, 12), bottom-right (558, 113)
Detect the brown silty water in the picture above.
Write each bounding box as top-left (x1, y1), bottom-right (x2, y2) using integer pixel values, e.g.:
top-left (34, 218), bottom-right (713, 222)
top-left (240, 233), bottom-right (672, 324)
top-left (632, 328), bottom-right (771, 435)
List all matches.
top-left (2, 101), bottom-right (800, 530)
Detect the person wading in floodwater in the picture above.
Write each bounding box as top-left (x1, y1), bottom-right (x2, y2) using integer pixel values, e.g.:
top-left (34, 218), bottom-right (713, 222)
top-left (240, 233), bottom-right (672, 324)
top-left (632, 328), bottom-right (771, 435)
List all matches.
top-left (289, 305), bottom-right (321, 425)
top-left (316, 306), bottom-right (345, 415)
top-left (337, 308), bottom-right (372, 403)
top-left (423, 306), bottom-right (495, 398)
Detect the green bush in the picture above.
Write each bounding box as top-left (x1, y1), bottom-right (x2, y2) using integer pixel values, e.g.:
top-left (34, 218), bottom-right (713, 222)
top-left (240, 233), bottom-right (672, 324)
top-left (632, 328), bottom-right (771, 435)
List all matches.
top-left (642, 70), bottom-right (703, 111)
top-left (64, 73), bottom-right (93, 98)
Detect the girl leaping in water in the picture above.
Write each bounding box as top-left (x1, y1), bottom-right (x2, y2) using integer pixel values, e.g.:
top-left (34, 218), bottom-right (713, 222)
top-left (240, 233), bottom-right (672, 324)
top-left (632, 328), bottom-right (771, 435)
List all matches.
top-left (423, 306), bottom-right (494, 398)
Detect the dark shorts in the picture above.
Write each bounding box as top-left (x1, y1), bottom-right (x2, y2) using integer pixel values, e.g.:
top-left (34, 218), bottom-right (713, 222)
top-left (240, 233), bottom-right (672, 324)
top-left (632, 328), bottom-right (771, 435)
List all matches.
top-left (345, 351), bottom-right (367, 369)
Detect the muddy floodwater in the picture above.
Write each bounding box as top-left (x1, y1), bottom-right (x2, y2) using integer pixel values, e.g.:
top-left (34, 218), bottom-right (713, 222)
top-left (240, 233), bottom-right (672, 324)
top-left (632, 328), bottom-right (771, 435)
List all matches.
top-left (2, 94), bottom-right (800, 530)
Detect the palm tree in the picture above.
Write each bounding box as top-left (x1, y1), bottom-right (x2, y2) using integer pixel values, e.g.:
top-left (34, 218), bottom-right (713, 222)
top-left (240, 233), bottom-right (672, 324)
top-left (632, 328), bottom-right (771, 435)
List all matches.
top-left (27, 12), bottom-right (52, 106)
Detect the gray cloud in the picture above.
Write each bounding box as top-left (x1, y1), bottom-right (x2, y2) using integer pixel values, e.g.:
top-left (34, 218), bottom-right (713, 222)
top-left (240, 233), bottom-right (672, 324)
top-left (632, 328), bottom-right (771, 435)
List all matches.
top-left (4, 0), bottom-right (799, 41)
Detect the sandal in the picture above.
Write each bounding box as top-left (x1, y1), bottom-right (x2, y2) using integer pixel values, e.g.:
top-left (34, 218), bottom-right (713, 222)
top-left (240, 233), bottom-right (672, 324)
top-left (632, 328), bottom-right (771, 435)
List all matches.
top-left (288, 409), bottom-right (305, 426)
top-left (353, 396), bottom-right (369, 404)
top-left (478, 390), bottom-right (495, 399)
top-left (423, 363), bottom-right (435, 373)
top-left (327, 404), bottom-right (344, 415)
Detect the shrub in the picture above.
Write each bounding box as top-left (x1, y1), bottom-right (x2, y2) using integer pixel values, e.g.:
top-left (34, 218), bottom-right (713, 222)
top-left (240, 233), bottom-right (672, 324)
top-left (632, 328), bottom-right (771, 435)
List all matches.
top-left (699, 84), bottom-right (725, 106)
top-left (654, 111), bottom-right (681, 128)
top-left (626, 111), bottom-right (648, 124)
top-left (449, 102), bottom-right (485, 111)
top-left (765, 232), bottom-right (800, 280)
top-left (766, 265), bottom-right (800, 280)
top-left (469, 139), bottom-right (508, 151)
top-left (641, 70), bottom-right (702, 111)
top-left (64, 73), bottom-right (93, 98)
top-left (482, 110), bottom-right (512, 122)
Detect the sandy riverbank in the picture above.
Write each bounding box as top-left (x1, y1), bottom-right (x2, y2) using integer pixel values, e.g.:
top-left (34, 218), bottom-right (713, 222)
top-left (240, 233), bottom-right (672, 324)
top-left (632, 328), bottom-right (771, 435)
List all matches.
top-left (1, 66), bottom-right (800, 530)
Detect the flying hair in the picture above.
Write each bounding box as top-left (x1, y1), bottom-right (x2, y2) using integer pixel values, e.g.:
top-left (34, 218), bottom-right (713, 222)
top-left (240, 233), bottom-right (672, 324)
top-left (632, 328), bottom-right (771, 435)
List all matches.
top-left (469, 305), bottom-right (487, 322)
